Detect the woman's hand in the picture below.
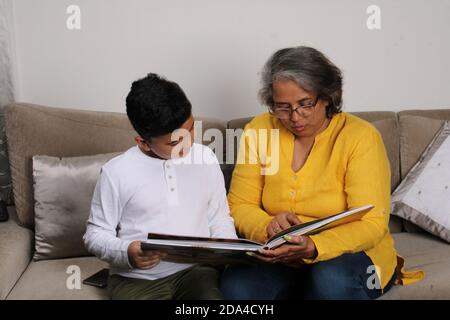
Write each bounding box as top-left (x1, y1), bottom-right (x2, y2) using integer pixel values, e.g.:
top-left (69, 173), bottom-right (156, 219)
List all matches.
top-left (248, 235), bottom-right (318, 266)
top-left (127, 241), bottom-right (167, 269)
top-left (266, 212), bottom-right (301, 237)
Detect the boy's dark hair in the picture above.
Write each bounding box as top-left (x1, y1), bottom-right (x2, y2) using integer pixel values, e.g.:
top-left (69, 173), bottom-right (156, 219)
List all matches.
top-left (126, 73), bottom-right (192, 139)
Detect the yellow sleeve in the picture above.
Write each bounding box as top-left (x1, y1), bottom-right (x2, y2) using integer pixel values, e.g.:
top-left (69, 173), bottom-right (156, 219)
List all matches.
top-left (304, 129), bottom-right (391, 263)
top-left (227, 125), bottom-right (272, 243)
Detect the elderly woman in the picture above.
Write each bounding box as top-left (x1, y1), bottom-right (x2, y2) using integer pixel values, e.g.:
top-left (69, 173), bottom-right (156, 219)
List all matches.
top-left (221, 46), bottom-right (422, 300)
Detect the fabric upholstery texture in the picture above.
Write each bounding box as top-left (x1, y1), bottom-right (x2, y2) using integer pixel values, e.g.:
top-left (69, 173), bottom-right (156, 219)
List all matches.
top-left (380, 232), bottom-right (450, 299)
top-left (6, 256), bottom-right (109, 300)
top-left (0, 207), bottom-right (33, 299)
top-left (397, 109), bottom-right (450, 178)
top-left (398, 115), bottom-right (445, 179)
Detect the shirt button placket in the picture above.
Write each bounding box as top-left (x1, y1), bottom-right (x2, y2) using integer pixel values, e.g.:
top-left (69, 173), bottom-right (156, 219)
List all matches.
top-left (165, 162), bottom-right (175, 192)
top-left (165, 161), bottom-right (179, 205)
top-left (290, 191), bottom-right (295, 213)
top-left (291, 175), bottom-right (298, 213)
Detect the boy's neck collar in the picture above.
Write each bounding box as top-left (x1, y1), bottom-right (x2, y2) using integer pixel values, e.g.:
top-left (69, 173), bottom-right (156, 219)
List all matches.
top-left (136, 145), bottom-right (169, 162)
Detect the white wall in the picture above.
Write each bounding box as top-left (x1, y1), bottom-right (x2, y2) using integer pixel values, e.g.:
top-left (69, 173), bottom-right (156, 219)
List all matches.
top-left (12, 0), bottom-right (450, 119)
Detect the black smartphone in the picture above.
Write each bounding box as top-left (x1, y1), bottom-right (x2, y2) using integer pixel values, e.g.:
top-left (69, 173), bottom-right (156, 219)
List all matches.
top-left (83, 268), bottom-right (109, 288)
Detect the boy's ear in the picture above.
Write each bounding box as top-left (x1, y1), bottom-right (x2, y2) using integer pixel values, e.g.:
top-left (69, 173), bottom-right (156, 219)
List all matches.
top-left (135, 136), bottom-right (151, 152)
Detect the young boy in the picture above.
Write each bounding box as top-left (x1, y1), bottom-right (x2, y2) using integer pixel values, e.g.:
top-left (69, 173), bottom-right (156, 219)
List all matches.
top-left (83, 73), bottom-right (237, 300)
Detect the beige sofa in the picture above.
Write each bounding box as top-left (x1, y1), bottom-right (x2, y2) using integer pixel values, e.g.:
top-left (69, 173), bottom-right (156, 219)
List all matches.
top-left (0, 103), bottom-right (449, 300)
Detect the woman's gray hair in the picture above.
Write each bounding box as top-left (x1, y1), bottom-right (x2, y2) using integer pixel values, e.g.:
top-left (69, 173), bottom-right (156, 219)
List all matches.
top-left (259, 46), bottom-right (343, 118)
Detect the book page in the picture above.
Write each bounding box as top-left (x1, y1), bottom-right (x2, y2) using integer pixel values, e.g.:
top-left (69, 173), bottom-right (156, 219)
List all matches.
top-left (265, 204), bottom-right (374, 249)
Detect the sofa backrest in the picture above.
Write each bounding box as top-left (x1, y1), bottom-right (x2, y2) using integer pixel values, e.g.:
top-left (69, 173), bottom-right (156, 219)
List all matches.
top-left (4, 103), bottom-right (227, 229)
top-left (397, 109), bottom-right (450, 178)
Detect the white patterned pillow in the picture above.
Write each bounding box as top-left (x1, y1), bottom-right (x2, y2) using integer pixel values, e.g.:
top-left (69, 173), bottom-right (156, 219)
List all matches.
top-left (392, 121), bottom-right (450, 242)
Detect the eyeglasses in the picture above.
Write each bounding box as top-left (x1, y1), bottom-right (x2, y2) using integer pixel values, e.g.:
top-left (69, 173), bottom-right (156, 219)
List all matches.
top-left (269, 96), bottom-right (320, 120)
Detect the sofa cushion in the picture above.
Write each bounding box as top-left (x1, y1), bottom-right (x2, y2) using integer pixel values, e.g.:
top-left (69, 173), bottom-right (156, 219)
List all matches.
top-left (0, 207), bottom-right (33, 299)
top-left (350, 112), bottom-right (400, 191)
top-left (227, 116), bottom-right (254, 131)
top-left (392, 121), bottom-right (450, 242)
top-left (33, 153), bottom-right (120, 260)
top-left (6, 256), bottom-right (109, 300)
top-left (380, 232), bottom-right (450, 299)
top-left (4, 103), bottom-right (227, 229)
top-left (388, 215), bottom-right (404, 234)
top-left (398, 109), bottom-right (450, 180)
top-left (398, 115), bottom-right (446, 179)
top-left (398, 108), bottom-right (450, 125)
top-left (226, 116), bottom-right (253, 168)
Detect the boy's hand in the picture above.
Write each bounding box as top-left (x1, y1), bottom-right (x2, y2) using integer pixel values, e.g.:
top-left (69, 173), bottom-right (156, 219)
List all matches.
top-left (127, 241), bottom-right (167, 269)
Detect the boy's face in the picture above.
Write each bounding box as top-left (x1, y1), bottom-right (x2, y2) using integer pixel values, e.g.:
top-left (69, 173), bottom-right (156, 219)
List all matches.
top-left (135, 114), bottom-right (195, 160)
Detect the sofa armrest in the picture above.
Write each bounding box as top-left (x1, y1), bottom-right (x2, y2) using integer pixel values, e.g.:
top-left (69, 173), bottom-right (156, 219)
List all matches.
top-left (0, 206), bottom-right (34, 299)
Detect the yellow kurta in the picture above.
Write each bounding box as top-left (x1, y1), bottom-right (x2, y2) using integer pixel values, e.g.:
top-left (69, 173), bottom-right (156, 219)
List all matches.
top-left (228, 112), bottom-right (424, 289)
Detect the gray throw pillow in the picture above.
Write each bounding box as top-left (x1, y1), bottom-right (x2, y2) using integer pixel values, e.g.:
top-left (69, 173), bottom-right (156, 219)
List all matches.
top-left (33, 152), bottom-right (120, 260)
top-left (391, 121), bottom-right (450, 242)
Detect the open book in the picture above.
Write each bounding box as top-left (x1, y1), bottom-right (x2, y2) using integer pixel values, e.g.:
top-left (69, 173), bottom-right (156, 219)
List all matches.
top-left (140, 204), bottom-right (374, 264)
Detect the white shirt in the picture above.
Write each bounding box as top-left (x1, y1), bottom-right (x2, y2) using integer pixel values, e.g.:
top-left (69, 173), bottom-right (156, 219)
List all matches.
top-left (83, 143), bottom-right (237, 280)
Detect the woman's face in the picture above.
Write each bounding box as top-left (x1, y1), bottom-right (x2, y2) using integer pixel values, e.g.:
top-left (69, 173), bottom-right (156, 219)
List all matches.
top-left (272, 80), bottom-right (328, 138)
